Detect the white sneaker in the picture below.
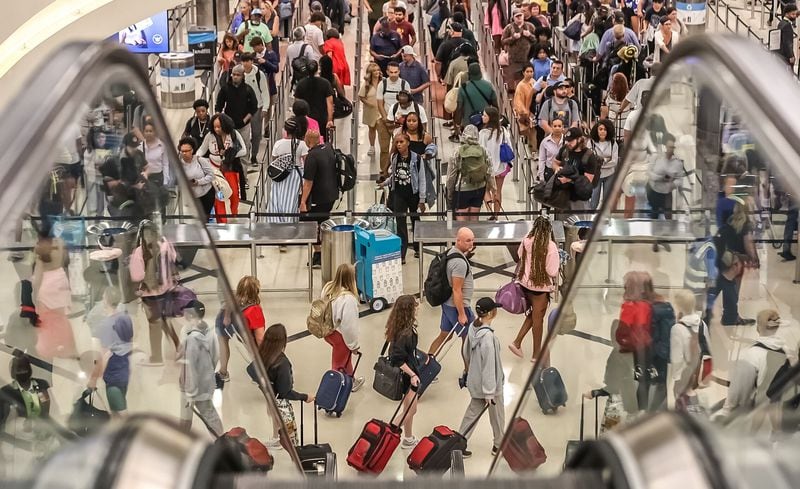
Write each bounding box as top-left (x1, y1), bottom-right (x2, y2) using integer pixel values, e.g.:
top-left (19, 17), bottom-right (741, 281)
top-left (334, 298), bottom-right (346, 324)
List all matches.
top-left (352, 376), bottom-right (366, 392)
top-left (367, 146), bottom-right (375, 156)
top-left (265, 437), bottom-right (283, 449)
top-left (401, 436), bottom-right (419, 449)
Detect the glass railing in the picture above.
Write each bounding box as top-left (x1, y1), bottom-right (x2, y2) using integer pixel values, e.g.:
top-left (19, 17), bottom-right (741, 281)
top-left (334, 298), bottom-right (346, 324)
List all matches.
top-left (490, 33), bottom-right (800, 478)
top-left (0, 41), bottom-right (301, 480)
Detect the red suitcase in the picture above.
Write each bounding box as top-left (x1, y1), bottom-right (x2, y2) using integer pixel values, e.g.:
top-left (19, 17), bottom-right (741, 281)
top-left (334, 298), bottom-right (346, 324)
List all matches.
top-left (502, 417), bottom-right (547, 473)
top-left (347, 392), bottom-right (418, 474)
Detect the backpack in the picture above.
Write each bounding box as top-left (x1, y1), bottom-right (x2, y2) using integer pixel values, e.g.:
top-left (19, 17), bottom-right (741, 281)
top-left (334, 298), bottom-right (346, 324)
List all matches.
top-left (457, 143), bottom-right (489, 186)
top-left (334, 147), bottom-right (357, 193)
top-left (391, 101), bottom-right (420, 123)
top-left (381, 78), bottom-right (410, 100)
top-left (424, 250), bottom-right (469, 306)
top-left (540, 97), bottom-right (578, 128)
top-left (306, 295), bottom-right (338, 338)
top-left (220, 427), bottom-right (274, 471)
top-left (279, 0), bottom-right (294, 19)
top-left (291, 44), bottom-right (312, 85)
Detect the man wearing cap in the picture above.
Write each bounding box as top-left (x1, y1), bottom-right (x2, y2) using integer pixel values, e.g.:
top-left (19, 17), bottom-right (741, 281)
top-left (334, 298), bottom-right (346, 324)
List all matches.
top-left (554, 127), bottom-right (601, 209)
top-left (236, 8), bottom-right (273, 53)
top-left (386, 89), bottom-right (428, 126)
top-left (500, 7), bottom-right (537, 86)
top-left (399, 46), bottom-right (430, 104)
top-left (538, 80), bottom-right (580, 135)
top-left (435, 21), bottom-right (468, 79)
top-left (370, 18), bottom-right (403, 74)
top-left (458, 297), bottom-right (505, 458)
top-left (777, 4), bottom-right (798, 66)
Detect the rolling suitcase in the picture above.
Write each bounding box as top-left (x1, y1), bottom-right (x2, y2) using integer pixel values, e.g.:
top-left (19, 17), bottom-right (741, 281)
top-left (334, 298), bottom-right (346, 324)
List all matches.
top-left (347, 393), bottom-right (418, 474)
top-left (533, 366), bottom-right (568, 414)
top-left (297, 401), bottom-right (335, 476)
top-left (415, 323), bottom-right (466, 396)
top-left (315, 352), bottom-right (362, 417)
top-left (502, 417), bottom-right (547, 473)
top-left (407, 403), bottom-right (490, 475)
top-left (563, 395), bottom-right (599, 469)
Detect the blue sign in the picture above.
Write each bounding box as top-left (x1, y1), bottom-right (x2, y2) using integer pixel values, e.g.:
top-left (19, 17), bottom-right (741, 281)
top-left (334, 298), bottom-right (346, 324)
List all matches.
top-left (114, 11), bottom-right (170, 54)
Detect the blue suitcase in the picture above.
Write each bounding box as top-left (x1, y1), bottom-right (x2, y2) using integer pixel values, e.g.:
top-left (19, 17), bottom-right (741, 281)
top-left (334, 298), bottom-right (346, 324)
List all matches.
top-left (533, 366), bottom-right (568, 414)
top-left (315, 353), bottom-right (362, 417)
top-left (414, 350), bottom-right (440, 396)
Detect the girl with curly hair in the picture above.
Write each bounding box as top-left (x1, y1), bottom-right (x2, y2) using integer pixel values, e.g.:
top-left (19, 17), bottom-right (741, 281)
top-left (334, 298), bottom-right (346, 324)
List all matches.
top-left (508, 217), bottom-right (560, 363)
top-left (385, 294), bottom-right (422, 449)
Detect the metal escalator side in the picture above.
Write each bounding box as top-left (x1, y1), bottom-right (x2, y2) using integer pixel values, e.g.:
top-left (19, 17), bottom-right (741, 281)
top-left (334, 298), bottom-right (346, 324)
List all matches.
top-left (0, 41), bottom-right (303, 480)
top-left (488, 33), bottom-right (800, 481)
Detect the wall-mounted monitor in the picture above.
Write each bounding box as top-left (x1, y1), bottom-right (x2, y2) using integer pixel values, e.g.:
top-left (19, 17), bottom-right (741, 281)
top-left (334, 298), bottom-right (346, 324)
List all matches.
top-left (115, 11), bottom-right (170, 54)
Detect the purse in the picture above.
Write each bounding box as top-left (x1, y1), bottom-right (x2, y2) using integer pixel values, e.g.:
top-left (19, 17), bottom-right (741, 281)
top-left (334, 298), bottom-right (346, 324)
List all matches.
top-left (162, 284), bottom-right (198, 318)
top-left (495, 259), bottom-right (527, 315)
top-left (499, 133), bottom-right (515, 163)
top-left (563, 19), bottom-right (582, 41)
top-left (372, 342), bottom-right (405, 401)
top-left (444, 77), bottom-right (461, 114)
top-left (531, 172), bottom-right (571, 209)
top-left (68, 389), bottom-right (110, 437)
top-left (498, 49), bottom-right (510, 67)
top-left (268, 139), bottom-right (298, 183)
top-left (333, 93), bottom-right (353, 119)
top-left (212, 167), bottom-right (233, 201)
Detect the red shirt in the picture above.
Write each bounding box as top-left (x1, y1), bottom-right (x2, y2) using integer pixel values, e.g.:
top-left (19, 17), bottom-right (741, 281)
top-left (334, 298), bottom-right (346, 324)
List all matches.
top-left (389, 20), bottom-right (416, 46)
top-left (242, 305), bottom-right (266, 331)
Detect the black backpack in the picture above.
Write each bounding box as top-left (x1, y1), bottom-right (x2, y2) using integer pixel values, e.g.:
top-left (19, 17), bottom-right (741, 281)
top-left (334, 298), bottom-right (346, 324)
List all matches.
top-left (424, 250), bottom-right (469, 306)
top-left (291, 45), bottom-right (312, 85)
top-left (334, 148), bottom-right (357, 193)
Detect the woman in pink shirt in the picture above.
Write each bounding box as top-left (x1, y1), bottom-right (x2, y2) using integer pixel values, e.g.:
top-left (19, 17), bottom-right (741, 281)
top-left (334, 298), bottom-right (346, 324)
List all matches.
top-left (509, 217), bottom-right (560, 362)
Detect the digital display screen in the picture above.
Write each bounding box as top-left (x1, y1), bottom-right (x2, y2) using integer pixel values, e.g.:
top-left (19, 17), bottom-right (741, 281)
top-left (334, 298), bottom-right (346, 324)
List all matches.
top-left (115, 11), bottom-right (170, 54)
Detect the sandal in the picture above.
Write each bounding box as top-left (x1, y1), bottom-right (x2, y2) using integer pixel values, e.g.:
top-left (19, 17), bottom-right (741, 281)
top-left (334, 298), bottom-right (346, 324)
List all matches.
top-left (508, 344), bottom-right (523, 358)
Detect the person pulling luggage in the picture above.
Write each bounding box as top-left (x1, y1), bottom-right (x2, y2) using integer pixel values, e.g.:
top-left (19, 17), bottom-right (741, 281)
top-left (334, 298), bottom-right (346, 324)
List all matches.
top-left (458, 297), bottom-right (505, 457)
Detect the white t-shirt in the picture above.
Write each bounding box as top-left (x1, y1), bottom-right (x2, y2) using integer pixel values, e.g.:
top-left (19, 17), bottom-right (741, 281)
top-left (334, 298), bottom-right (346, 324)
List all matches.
top-left (382, 0), bottom-right (408, 15)
top-left (625, 77), bottom-right (654, 111)
top-left (303, 23), bottom-right (325, 59)
top-left (272, 138), bottom-right (309, 167)
top-left (377, 78), bottom-right (410, 114)
top-left (387, 101), bottom-right (428, 124)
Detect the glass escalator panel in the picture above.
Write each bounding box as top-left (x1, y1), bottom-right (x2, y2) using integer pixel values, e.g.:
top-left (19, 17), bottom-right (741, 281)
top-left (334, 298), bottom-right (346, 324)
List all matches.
top-left (0, 42), bottom-right (301, 482)
top-left (489, 34), bottom-right (800, 479)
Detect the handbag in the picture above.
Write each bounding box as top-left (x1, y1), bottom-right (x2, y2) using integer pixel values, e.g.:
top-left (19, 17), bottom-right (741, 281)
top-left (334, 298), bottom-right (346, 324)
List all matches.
top-left (372, 342), bottom-right (404, 401)
top-left (162, 284), bottom-right (198, 318)
top-left (268, 139), bottom-right (298, 183)
top-left (563, 19), bottom-right (582, 41)
top-left (498, 49), bottom-right (510, 67)
top-left (333, 93), bottom-right (353, 119)
top-left (495, 258), bottom-right (527, 315)
top-left (444, 77), bottom-right (461, 114)
top-left (499, 133), bottom-right (515, 163)
top-left (212, 167), bottom-right (233, 201)
top-left (531, 173), bottom-right (571, 209)
top-left (68, 389), bottom-right (110, 437)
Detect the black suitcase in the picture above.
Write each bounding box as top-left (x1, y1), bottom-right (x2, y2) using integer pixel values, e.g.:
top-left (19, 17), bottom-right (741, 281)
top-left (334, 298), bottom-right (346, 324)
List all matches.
top-left (297, 401), bottom-right (336, 476)
top-left (563, 395), bottom-right (599, 469)
top-left (533, 366), bottom-right (568, 414)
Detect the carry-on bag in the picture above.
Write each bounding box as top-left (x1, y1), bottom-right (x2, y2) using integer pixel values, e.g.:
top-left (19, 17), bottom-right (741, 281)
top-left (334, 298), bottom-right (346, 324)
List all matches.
top-left (563, 395), bottom-right (599, 469)
top-left (533, 366), bottom-right (568, 414)
top-left (366, 188), bottom-right (397, 234)
top-left (416, 322), bottom-right (466, 396)
top-left (297, 401), bottom-right (335, 476)
top-left (407, 402), bottom-right (490, 475)
top-left (373, 342), bottom-right (405, 401)
top-left (347, 393), bottom-right (418, 474)
top-left (219, 427), bottom-right (274, 471)
top-left (502, 417), bottom-right (547, 472)
top-left (315, 352), bottom-right (362, 417)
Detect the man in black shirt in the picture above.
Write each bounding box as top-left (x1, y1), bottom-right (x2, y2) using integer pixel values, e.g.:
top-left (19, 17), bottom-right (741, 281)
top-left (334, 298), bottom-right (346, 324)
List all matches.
top-left (301, 130), bottom-right (340, 267)
top-left (293, 60), bottom-right (335, 132)
top-left (554, 127), bottom-right (601, 210)
top-left (215, 65), bottom-right (258, 160)
top-left (435, 22), bottom-right (468, 79)
top-left (182, 99), bottom-right (211, 150)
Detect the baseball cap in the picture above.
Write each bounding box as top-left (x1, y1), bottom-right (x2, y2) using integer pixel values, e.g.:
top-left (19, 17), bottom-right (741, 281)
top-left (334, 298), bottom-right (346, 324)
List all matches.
top-left (252, 7), bottom-right (263, 15)
top-left (122, 132), bottom-right (140, 147)
top-left (475, 297), bottom-right (501, 316)
top-left (564, 127), bottom-right (583, 142)
top-left (401, 45), bottom-right (417, 57)
top-left (184, 299), bottom-right (206, 319)
top-left (450, 22), bottom-right (464, 32)
top-left (512, 7), bottom-right (524, 16)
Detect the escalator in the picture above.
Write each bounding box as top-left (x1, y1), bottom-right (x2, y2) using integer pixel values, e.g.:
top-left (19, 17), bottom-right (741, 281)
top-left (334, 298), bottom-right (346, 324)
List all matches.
top-left (0, 28), bottom-right (799, 489)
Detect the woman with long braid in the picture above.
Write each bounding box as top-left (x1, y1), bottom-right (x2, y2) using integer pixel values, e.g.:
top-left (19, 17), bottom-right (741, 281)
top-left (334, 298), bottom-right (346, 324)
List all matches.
top-left (508, 217), bottom-right (560, 364)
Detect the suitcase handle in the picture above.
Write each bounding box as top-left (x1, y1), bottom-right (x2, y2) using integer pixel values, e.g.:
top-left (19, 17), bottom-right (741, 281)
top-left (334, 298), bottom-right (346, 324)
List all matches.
top-left (352, 351), bottom-right (363, 376)
top-left (460, 401), bottom-right (492, 438)
top-left (300, 399), bottom-right (320, 446)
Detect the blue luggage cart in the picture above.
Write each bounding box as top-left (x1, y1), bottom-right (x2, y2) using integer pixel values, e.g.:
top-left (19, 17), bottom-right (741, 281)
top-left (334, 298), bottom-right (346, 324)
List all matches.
top-left (354, 227), bottom-right (403, 312)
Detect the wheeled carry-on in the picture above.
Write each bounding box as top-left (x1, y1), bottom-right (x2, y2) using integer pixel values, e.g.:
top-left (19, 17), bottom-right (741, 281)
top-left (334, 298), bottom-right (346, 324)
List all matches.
top-left (347, 393), bottom-right (418, 474)
top-left (407, 403), bottom-right (490, 475)
top-left (533, 366), bottom-right (568, 414)
top-left (503, 417), bottom-right (547, 473)
top-left (564, 395), bottom-right (599, 470)
top-left (298, 401), bottom-right (336, 477)
top-left (315, 352), bottom-right (362, 417)
top-left (354, 227), bottom-right (403, 312)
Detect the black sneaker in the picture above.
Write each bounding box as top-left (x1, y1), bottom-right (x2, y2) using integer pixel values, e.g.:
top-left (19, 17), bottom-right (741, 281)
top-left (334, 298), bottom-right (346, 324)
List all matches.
top-left (491, 446), bottom-right (499, 457)
top-left (779, 251), bottom-right (797, 261)
top-left (722, 317), bottom-right (756, 326)
top-left (311, 252), bottom-right (322, 269)
top-left (461, 449), bottom-right (472, 459)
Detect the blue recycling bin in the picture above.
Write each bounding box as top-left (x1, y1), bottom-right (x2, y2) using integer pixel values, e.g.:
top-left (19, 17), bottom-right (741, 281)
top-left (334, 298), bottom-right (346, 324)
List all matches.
top-left (354, 227), bottom-right (403, 312)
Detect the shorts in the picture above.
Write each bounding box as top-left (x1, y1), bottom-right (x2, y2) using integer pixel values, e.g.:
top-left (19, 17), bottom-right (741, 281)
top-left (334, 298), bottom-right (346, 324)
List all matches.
top-left (300, 201), bottom-right (336, 224)
top-left (141, 294), bottom-right (167, 321)
top-left (454, 187), bottom-right (486, 209)
top-left (215, 309), bottom-right (236, 338)
top-left (440, 303), bottom-right (473, 337)
top-left (58, 162), bottom-right (83, 180)
top-left (106, 384), bottom-right (128, 412)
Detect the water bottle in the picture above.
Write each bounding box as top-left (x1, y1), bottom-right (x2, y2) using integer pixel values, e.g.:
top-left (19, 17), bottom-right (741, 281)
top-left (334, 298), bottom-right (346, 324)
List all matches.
top-left (217, 190), bottom-right (225, 201)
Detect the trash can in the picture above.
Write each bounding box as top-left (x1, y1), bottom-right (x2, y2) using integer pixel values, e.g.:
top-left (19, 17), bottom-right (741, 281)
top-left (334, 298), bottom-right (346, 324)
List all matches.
top-left (563, 214), bottom-right (595, 279)
top-left (188, 26), bottom-right (217, 70)
top-left (320, 218), bottom-right (369, 283)
top-left (86, 223), bottom-right (139, 303)
top-left (159, 52), bottom-right (195, 109)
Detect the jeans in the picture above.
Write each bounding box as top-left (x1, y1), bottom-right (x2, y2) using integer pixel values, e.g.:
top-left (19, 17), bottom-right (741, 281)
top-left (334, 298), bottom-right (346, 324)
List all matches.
top-left (717, 273), bottom-right (742, 324)
top-left (590, 175), bottom-right (614, 210)
top-left (646, 184), bottom-right (673, 220)
top-left (783, 207), bottom-right (798, 253)
top-left (249, 110), bottom-right (264, 163)
top-left (388, 187), bottom-right (419, 260)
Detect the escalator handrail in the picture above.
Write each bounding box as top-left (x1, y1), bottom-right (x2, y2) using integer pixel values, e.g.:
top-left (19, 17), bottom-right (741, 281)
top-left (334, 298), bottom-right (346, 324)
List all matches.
top-left (0, 40), bottom-right (306, 475)
top-left (489, 33), bottom-right (800, 477)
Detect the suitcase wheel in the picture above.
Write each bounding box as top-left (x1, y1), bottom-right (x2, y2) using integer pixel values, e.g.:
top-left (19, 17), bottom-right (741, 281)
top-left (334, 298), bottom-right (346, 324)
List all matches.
top-left (370, 297), bottom-right (387, 312)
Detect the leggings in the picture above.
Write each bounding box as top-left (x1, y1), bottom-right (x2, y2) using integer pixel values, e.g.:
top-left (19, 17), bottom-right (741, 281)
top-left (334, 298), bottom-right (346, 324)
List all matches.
top-left (213, 170), bottom-right (240, 223)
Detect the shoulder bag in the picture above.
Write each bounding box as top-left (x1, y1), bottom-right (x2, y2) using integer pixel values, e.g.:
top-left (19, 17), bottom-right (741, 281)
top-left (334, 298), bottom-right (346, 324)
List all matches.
top-left (372, 341), bottom-right (405, 401)
top-left (268, 139), bottom-right (298, 182)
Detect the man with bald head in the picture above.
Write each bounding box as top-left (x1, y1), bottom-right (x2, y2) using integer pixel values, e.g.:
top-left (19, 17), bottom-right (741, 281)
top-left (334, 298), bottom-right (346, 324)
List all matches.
top-left (428, 227), bottom-right (476, 364)
top-left (300, 129), bottom-right (339, 267)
